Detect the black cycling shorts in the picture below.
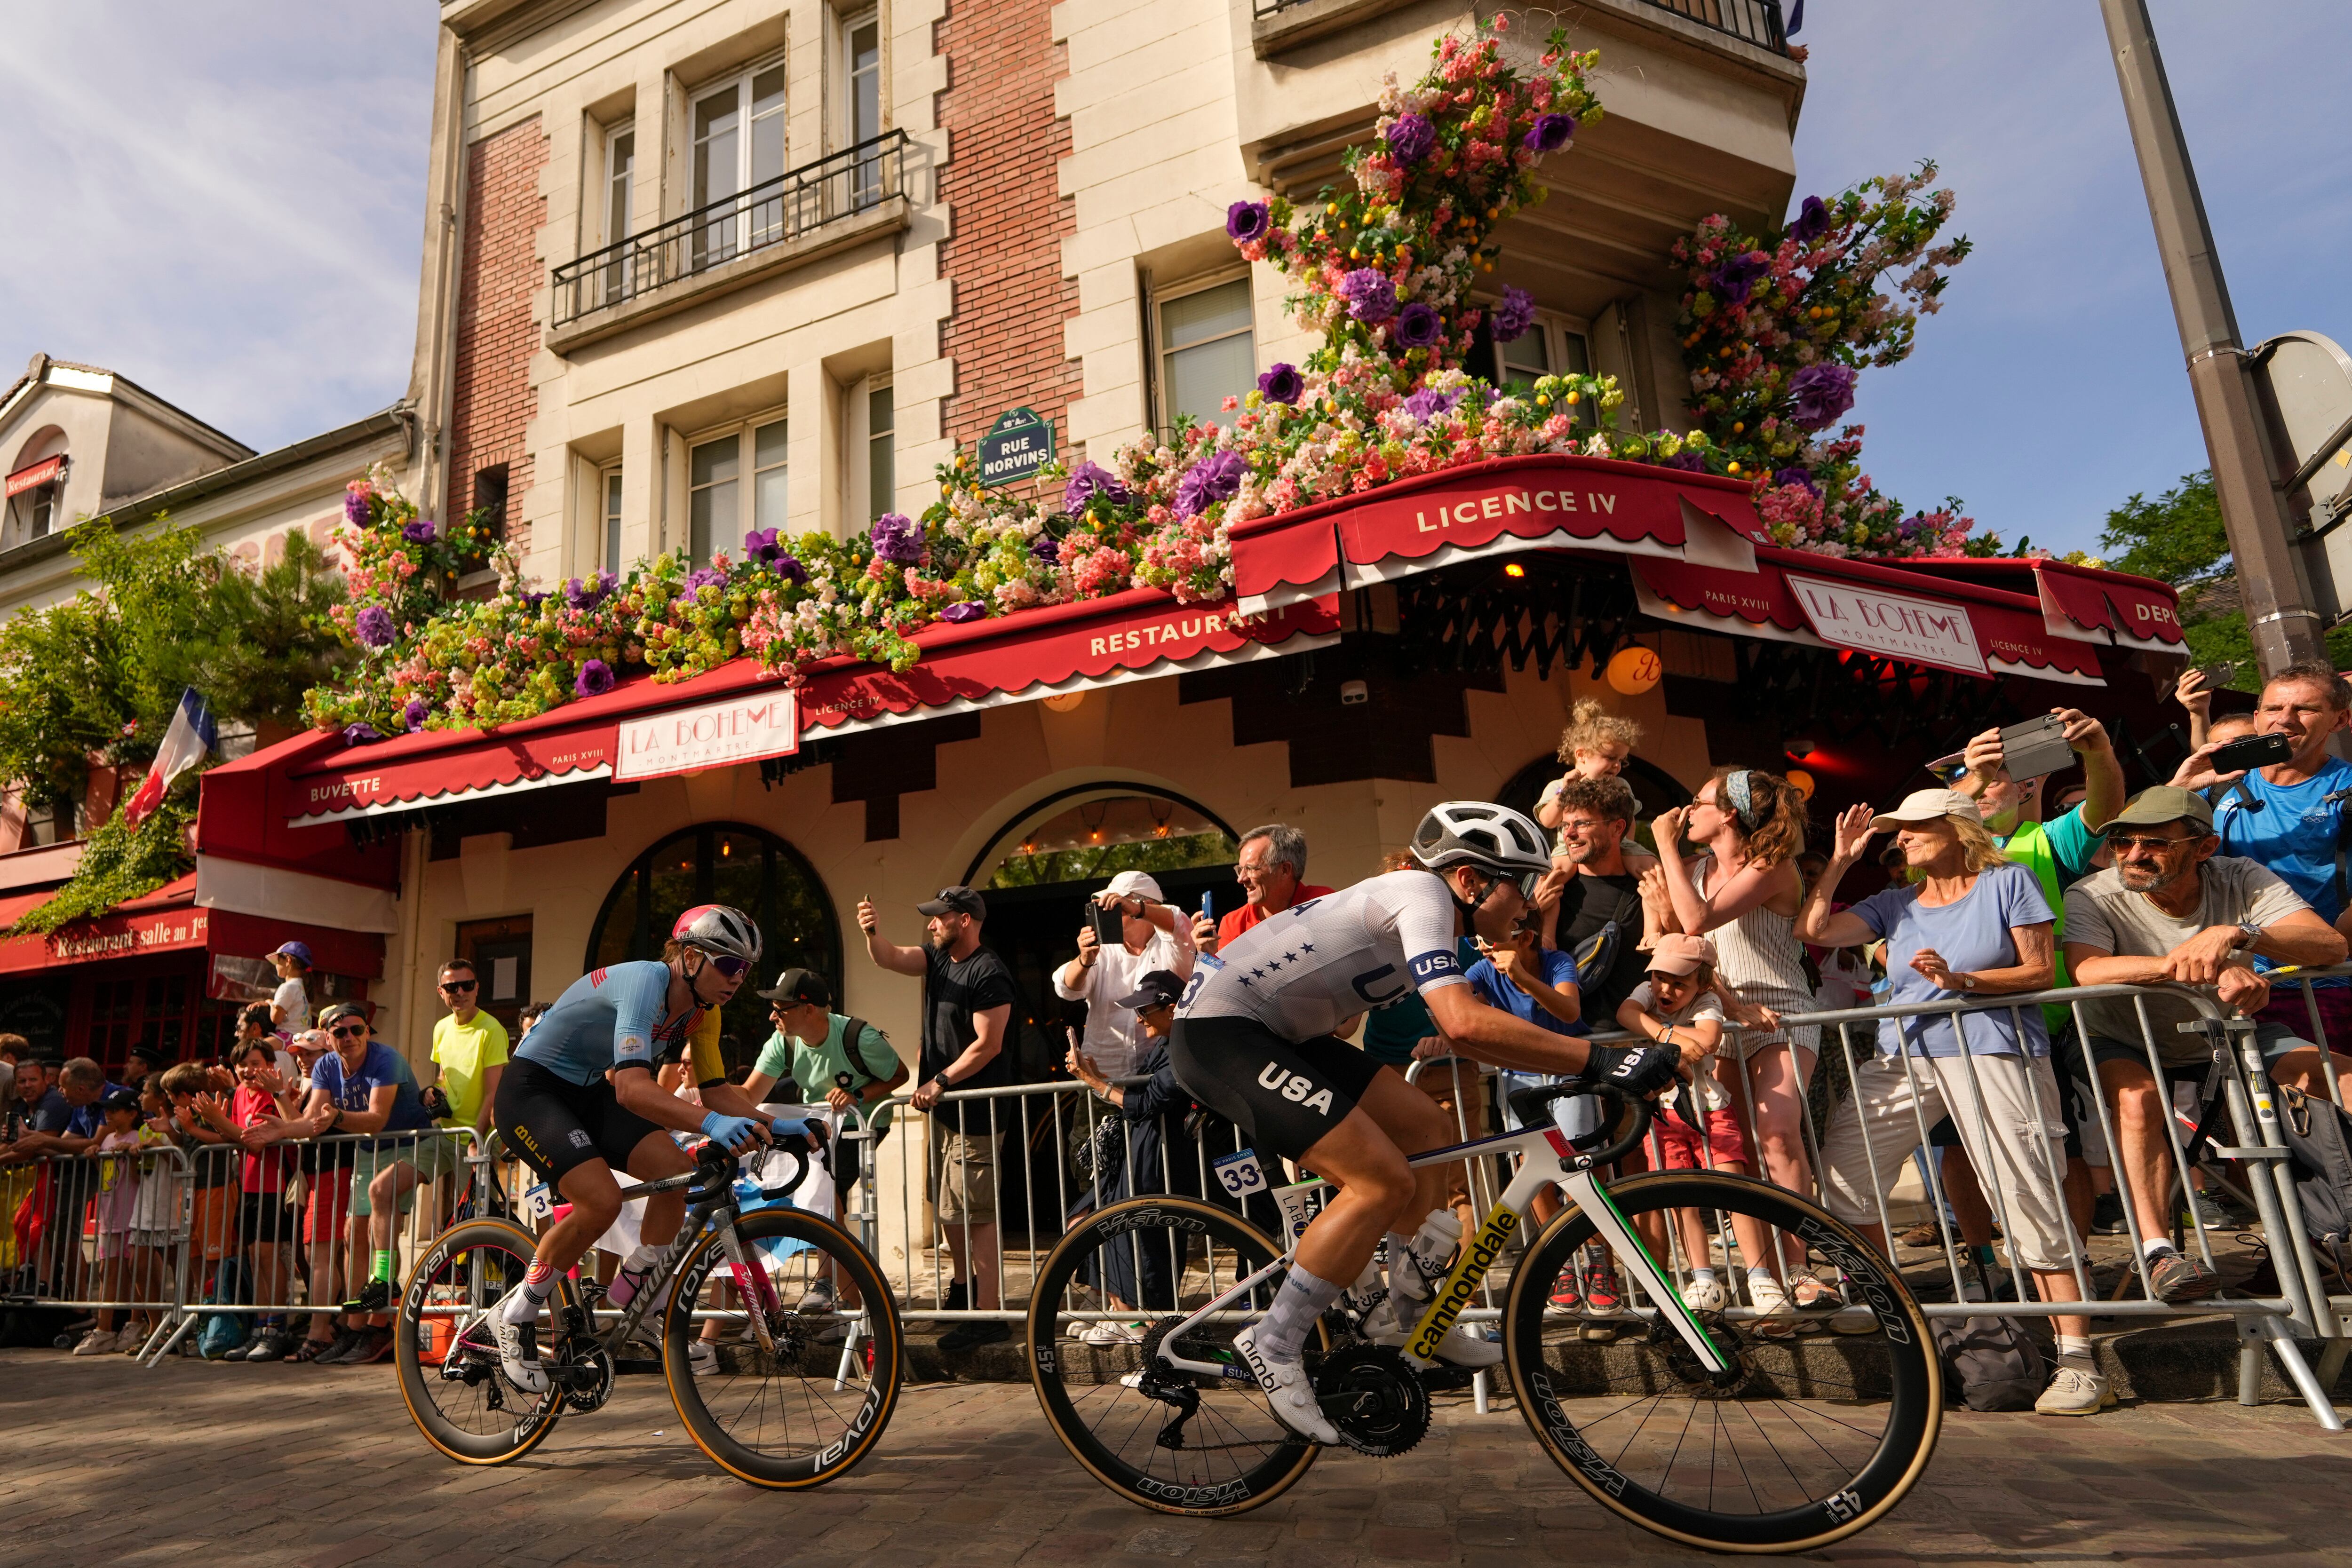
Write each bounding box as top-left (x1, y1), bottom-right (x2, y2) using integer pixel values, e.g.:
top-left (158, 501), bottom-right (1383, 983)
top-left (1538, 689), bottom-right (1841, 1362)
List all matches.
top-left (494, 1057), bottom-right (666, 1184)
top-left (1168, 1014), bottom-right (1385, 1165)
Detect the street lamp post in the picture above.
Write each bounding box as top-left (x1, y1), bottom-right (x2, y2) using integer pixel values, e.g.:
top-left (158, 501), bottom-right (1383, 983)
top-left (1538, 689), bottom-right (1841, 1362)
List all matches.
top-left (2099, 0), bottom-right (2327, 676)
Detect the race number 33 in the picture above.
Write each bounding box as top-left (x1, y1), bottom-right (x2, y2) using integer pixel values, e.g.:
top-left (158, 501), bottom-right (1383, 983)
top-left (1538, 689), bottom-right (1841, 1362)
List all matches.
top-left (1212, 1149), bottom-right (1269, 1198)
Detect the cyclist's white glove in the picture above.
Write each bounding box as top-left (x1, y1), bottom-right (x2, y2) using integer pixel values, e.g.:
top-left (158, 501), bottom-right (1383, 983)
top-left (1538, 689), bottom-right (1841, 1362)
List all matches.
top-left (700, 1110), bottom-right (763, 1152)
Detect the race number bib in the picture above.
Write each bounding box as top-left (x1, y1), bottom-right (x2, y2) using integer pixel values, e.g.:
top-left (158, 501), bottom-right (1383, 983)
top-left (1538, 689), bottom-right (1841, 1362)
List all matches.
top-left (521, 1181), bottom-right (556, 1223)
top-left (1211, 1148), bottom-right (1268, 1199)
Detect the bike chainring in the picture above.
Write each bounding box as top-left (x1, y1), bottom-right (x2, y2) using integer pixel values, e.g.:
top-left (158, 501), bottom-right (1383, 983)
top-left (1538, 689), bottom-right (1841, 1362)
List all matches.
top-left (557, 1341), bottom-right (617, 1412)
top-left (1311, 1344), bottom-right (1430, 1457)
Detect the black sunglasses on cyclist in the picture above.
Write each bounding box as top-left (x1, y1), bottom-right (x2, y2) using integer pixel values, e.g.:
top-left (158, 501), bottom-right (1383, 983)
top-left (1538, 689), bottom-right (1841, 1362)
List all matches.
top-left (439, 978), bottom-right (477, 992)
top-left (330, 1022), bottom-right (369, 1040)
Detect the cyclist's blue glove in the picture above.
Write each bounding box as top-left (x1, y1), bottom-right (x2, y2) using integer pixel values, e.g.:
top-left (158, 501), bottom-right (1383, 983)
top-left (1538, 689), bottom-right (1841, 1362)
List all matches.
top-left (1581, 1041), bottom-right (1681, 1097)
top-left (700, 1110), bottom-right (762, 1151)
top-left (768, 1116), bottom-right (811, 1139)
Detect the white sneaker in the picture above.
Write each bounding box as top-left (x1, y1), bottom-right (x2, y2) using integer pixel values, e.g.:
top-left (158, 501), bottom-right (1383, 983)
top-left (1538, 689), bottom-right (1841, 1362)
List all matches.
top-left (489, 1291), bottom-right (550, 1394)
top-left (689, 1338), bottom-right (718, 1377)
top-left (1360, 1295), bottom-right (1503, 1368)
top-left (2034, 1364), bottom-right (2115, 1416)
top-left (1081, 1320), bottom-right (1146, 1346)
top-left (1232, 1324), bottom-right (1338, 1445)
top-left (72, 1328), bottom-right (119, 1357)
top-left (1681, 1278), bottom-right (1728, 1313)
top-left (1744, 1275), bottom-right (1797, 1338)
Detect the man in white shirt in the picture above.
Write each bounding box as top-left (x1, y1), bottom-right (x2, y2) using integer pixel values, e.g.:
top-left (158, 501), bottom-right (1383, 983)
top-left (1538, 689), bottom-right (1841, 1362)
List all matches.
top-left (1053, 871), bottom-right (1197, 1080)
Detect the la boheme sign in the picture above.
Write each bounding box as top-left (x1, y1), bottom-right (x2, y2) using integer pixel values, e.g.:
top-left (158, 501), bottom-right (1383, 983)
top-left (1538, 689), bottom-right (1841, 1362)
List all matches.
top-left (977, 408), bottom-right (1055, 487)
top-left (1785, 573), bottom-right (1986, 676)
top-left (616, 689), bottom-right (800, 782)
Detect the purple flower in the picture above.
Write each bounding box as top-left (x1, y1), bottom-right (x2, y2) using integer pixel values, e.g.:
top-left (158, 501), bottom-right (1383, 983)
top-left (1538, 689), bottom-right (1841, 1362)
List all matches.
top-left (1032, 534), bottom-right (1060, 565)
top-left (1339, 268), bottom-right (1398, 325)
top-left (940, 602), bottom-right (987, 624)
top-left (402, 697), bottom-right (429, 733)
top-left (354, 605), bottom-right (396, 649)
top-left (1064, 461), bottom-right (1130, 513)
top-left (522, 590), bottom-right (548, 612)
top-left (771, 552), bottom-right (807, 586)
top-left (1788, 363), bottom-right (1858, 430)
top-left (402, 519), bottom-right (437, 546)
top-left (1657, 451), bottom-right (1710, 473)
top-left (1402, 387), bottom-right (1462, 422)
top-left (1226, 200), bottom-right (1270, 244)
top-left (1492, 286), bottom-right (1535, 344)
top-left (564, 572), bottom-right (612, 611)
top-left (1175, 450), bottom-right (1246, 518)
top-left (1257, 363), bottom-right (1303, 404)
top-left (575, 658), bottom-right (615, 698)
top-left (1524, 113), bottom-right (1575, 153)
top-left (343, 488), bottom-right (371, 527)
top-left (1386, 112), bottom-right (1435, 166)
top-left (1771, 467), bottom-right (1822, 497)
top-left (1709, 250), bottom-right (1771, 303)
top-left (342, 723), bottom-right (381, 747)
top-left (1393, 301), bottom-right (1443, 350)
top-left (743, 527), bottom-right (785, 566)
top-left (870, 511), bottom-right (925, 565)
top-left (1789, 194), bottom-right (1831, 244)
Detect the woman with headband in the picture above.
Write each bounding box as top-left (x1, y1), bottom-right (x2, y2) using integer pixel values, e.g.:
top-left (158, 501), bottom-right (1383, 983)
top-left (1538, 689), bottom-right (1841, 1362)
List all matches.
top-left (1644, 766), bottom-right (1827, 1333)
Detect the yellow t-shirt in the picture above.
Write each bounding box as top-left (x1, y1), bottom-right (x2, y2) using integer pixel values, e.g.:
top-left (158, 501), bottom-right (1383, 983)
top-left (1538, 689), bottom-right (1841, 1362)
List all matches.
top-left (432, 1010), bottom-right (512, 1127)
top-left (683, 1006), bottom-right (727, 1088)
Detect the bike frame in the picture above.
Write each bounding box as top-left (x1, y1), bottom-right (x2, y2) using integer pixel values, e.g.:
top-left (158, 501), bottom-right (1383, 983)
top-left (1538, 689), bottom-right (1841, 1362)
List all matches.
top-left (1156, 1121), bottom-right (1734, 1381)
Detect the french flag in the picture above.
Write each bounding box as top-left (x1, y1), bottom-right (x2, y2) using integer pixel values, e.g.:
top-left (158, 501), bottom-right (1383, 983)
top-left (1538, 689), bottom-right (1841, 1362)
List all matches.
top-left (121, 689), bottom-right (217, 827)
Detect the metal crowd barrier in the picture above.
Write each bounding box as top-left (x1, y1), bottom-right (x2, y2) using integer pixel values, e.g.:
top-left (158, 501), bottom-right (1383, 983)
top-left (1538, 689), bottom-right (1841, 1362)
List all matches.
top-left (2, 1143), bottom-right (194, 1359)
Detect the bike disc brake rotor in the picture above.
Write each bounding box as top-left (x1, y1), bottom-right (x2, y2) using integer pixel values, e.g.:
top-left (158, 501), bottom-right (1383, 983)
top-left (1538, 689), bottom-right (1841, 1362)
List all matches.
top-left (558, 1341), bottom-right (616, 1412)
top-left (1311, 1344), bottom-right (1430, 1457)
top-left (1648, 1312), bottom-right (1753, 1398)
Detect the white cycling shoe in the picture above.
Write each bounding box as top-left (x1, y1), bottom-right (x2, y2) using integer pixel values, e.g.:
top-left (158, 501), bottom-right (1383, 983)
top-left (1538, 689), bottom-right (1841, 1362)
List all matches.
top-left (490, 1289), bottom-right (551, 1395)
top-left (1232, 1324), bottom-right (1338, 1446)
top-left (1361, 1294), bottom-right (1504, 1367)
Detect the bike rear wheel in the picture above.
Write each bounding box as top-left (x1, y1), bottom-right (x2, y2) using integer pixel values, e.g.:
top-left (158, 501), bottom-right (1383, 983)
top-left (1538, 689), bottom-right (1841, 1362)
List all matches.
top-left (1027, 1194), bottom-right (1323, 1517)
top-left (394, 1217), bottom-right (576, 1465)
top-left (1503, 1171), bottom-right (1941, 1553)
top-left (661, 1206), bottom-right (903, 1488)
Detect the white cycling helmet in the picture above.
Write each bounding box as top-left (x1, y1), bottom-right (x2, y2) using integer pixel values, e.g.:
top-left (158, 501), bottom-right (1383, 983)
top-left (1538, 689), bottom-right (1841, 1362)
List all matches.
top-left (1410, 801), bottom-right (1553, 889)
top-left (671, 903), bottom-right (763, 969)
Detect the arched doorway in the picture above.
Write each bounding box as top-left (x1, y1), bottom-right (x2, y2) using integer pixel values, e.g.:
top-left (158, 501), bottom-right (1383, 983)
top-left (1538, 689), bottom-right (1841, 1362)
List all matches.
top-left (1498, 752), bottom-right (1692, 850)
top-left (585, 822), bottom-right (841, 1075)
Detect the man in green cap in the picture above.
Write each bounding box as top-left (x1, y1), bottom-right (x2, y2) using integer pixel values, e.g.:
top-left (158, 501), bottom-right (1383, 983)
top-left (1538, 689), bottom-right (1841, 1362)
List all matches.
top-left (2062, 785), bottom-right (2348, 1301)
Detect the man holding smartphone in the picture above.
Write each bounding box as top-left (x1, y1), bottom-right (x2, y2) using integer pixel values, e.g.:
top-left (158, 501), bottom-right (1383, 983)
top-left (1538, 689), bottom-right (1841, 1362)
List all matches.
top-left (1054, 871), bottom-right (1196, 1081)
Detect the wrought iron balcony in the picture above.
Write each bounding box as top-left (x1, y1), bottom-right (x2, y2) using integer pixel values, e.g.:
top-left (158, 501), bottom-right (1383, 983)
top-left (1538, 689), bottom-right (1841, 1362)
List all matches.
top-left (551, 130), bottom-right (910, 328)
top-left (1249, 0), bottom-right (1791, 58)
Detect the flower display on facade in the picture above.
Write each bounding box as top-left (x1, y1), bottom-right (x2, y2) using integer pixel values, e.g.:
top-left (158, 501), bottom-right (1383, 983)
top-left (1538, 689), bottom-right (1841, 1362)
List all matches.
top-left (1257, 363), bottom-right (1303, 404)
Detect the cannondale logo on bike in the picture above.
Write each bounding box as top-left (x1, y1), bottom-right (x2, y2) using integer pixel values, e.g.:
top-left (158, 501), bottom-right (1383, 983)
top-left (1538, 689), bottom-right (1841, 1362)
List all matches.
top-left (1408, 1202), bottom-right (1517, 1362)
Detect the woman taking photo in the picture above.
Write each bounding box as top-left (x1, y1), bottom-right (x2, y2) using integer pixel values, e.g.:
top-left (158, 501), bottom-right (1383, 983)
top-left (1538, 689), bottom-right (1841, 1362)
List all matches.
top-left (1647, 766), bottom-right (1823, 1325)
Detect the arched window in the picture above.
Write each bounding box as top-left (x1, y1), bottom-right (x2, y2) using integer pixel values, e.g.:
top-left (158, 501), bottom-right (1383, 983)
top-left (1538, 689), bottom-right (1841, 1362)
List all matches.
top-left (586, 823), bottom-right (840, 1074)
top-left (1497, 752), bottom-right (1691, 840)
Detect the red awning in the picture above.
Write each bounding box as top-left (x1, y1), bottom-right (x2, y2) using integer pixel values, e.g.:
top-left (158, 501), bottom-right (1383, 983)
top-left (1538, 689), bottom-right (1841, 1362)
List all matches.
top-left (5, 455), bottom-right (65, 497)
top-left (1891, 557), bottom-right (2187, 654)
top-left (1228, 454), bottom-right (1766, 614)
top-left (1631, 548), bottom-right (2109, 685)
top-left (0, 874), bottom-right (384, 979)
top-left (273, 588), bottom-right (1340, 827)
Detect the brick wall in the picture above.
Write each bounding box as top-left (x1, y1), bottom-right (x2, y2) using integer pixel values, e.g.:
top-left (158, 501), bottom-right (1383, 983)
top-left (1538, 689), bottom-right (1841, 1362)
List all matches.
top-left (935, 0), bottom-right (1082, 451)
top-left (447, 117), bottom-right (548, 553)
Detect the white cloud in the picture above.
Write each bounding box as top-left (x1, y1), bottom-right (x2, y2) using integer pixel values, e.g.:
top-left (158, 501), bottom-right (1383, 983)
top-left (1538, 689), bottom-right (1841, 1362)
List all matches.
top-left (0, 1), bottom-right (437, 451)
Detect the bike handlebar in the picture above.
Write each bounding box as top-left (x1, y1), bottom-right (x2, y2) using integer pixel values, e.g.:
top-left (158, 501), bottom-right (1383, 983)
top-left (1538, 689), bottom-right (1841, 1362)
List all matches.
top-left (1505, 1078), bottom-right (1653, 1169)
top-left (686, 1127), bottom-right (821, 1203)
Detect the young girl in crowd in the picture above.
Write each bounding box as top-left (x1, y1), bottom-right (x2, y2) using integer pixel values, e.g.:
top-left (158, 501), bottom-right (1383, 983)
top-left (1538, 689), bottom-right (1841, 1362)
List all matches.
top-left (1645, 766), bottom-right (1829, 1324)
top-left (71, 1091), bottom-right (149, 1355)
top-left (1613, 936), bottom-right (1788, 1325)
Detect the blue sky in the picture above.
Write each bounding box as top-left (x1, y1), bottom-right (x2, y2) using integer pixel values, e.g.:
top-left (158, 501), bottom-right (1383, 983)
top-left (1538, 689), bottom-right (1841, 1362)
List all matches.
top-left (2, 4), bottom-right (2342, 562)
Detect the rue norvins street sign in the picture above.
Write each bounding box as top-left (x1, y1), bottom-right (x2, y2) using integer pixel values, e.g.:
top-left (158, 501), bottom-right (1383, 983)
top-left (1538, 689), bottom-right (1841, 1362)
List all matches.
top-left (978, 407), bottom-right (1055, 487)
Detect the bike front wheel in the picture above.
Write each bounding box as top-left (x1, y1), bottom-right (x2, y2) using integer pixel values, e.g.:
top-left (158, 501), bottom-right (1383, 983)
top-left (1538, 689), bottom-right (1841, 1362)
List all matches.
top-left (661, 1205), bottom-right (903, 1489)
top-left (394, 1217), bottom-right (576, 1465)
top-left (1504, 1171), bottom-right (1941, 1553)
top-left (1027, 1194), bottom-right (1324, 1518)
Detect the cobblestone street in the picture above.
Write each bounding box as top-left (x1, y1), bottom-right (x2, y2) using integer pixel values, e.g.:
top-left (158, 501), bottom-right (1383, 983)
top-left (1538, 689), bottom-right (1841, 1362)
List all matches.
top-left (7, 1349), bottom-right (2351, 1568)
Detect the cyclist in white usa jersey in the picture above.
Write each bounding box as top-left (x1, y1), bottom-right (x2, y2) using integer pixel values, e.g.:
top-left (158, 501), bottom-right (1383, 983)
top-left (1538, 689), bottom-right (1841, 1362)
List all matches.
top-left (1170, 802), bottom-right (1682, 1444)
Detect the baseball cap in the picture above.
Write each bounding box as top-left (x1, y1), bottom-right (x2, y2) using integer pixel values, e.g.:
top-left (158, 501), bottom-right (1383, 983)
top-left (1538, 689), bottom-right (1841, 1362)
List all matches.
top-left (1103, 871), bottom-right (1165, 903)
top-left (127, 1043), bottom-right (168, 1068)
top-left (1115, 969), bottom-right (1186, 1011)
top-left (1871, 789), bottom-right (1981, 829)
top-left (1646, 934), bottom-right (1717, 977)
top-left (756, 966), bottom-right (833, 1007)
top-left (318, 1002), bottom-right (371, 1032)
top-left (2106, 785), bottom-right (2216, 833)
top-left (916, 886), bottom-right (987, 920)
top-left (99, 1088), bottom-right (141, 1114)
top-left (272, 941), bottom-right (314, 966)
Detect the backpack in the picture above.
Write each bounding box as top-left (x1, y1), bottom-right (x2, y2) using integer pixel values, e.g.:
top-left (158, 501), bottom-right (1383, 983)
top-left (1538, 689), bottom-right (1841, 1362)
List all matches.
top-left (1929, 1311), bottom-right (2046, 1412)
top-left (2273, 1085), bottom-right (2352, 1284)
top-left (198, 1257), bottom-right (252, 1360)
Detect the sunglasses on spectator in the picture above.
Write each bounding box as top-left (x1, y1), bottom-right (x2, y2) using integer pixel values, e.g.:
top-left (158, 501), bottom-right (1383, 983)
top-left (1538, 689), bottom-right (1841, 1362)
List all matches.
top-left (329, 1023), bottom-right (369, 1040)
top-left (2109, 832), bottom-right (2199, 853)
top-left (439, 978), bottom-right (477, 992)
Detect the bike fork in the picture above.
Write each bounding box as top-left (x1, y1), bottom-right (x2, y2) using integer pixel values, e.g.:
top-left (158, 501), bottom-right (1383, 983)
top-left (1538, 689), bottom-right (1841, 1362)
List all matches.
top-left (1554, 1167), bottom-right (1734, 1374)
top-left (717, 1216), bottom-right (781, 1354)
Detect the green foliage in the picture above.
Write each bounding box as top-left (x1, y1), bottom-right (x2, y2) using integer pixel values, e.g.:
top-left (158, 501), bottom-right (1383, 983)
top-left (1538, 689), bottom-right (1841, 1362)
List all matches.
top-left (2098, 470), bottom-right (2229, 586)
top-left (12, 793), bottom-right (196, 934)
top-left (185, 531), bottom-right (351, 731)
top-left (985, 832), bottom-right (1239, 890)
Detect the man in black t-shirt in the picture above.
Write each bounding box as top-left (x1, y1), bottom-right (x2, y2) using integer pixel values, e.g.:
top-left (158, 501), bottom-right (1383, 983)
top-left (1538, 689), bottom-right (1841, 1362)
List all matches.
top-left (1541, 775), bottom-right (1650, 1020)
top-left (859, 884), bottom-right (1017, 1350)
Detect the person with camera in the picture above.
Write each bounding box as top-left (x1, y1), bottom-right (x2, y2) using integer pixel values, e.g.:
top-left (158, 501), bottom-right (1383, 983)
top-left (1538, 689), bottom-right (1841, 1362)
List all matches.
top-left (1065, 968), bottom-right (1197, 1341)
top-left (1054, 871), bottom-right (1196, 1082)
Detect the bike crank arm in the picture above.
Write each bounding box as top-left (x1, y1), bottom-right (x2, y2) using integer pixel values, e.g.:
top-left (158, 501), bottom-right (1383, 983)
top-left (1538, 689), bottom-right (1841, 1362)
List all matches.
top-left (1555, 1167), bottom-right (1734, 1374)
